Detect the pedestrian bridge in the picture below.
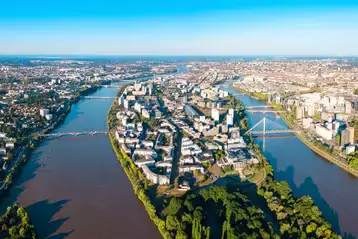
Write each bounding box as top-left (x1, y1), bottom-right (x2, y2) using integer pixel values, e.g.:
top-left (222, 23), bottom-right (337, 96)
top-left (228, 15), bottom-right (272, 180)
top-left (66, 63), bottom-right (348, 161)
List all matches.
top-left (41, 130), bottom-right (108, 137)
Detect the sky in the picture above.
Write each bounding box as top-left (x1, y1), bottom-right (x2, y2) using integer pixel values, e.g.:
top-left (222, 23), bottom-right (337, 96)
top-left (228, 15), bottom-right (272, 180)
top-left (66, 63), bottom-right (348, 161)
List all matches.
top-left (1, 0), bottom-right (358, 56)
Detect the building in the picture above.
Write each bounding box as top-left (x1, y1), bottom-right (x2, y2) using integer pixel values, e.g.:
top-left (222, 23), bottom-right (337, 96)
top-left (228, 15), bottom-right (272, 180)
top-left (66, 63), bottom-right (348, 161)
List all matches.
top-left (123, 99), bottom-right (129, 109)
top-left (45, 114), bottom-right (53, 121)
top-left (134, 81), bottom-right (142, 91)
top-left (341, 129), bottom-right (351, 146)
top-left (141, 164), bottom-right (170, 185)
top-left (347, 127), bottom-right (355, 145)
top-left (296, 106), bottom-right (304, 120)
top-left (345, 101), bottom-right (352, 114)
top-left (5, 143), bottom-right (15, 149)
top-left (316, 124), bottom-right (333, 140)
top-left (133, 149), bottom-right (157, 159)
top-left (302, 117), bottom-right (313, 129)
top-left (40, 109), bottom-right (49, 117)
top-left (346, 145), bottom-right (355, 156)
top-left (341, 127), bottom-right (355, 146)
top-left (184, 105), bottom-right (199, 117)
top-left (307, 105), bottom-right (315, 117)
top-left (228, 108), bottom-right (234, 116)
top-left (118, 95), bottom-right (124, 105)
top-left (0, 148), bottom-right (6, 156)
top-left (212, 109), bottom-right (220, 122)
top-left (226, 113), bottom-right (234, 127)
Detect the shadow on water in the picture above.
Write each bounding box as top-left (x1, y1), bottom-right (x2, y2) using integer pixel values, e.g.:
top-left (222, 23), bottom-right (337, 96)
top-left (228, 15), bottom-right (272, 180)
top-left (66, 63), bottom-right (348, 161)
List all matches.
top-left (26, 199), bottom-right (74, 239)
top-left (265, 150), bottom-right (356, 238)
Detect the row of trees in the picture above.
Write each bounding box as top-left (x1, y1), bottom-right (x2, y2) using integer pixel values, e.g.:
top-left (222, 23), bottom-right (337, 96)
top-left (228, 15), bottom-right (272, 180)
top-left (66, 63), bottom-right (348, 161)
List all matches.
top-left (0, 204), bottom-right (37, 239)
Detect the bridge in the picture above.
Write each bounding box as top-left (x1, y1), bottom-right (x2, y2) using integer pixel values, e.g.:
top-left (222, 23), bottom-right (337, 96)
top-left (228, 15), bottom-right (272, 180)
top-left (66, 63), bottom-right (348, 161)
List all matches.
top-left (41, 130), bottom-right (108, 137)
top-left (244, 117), bottom-right (298, 151)
top-left (102, 85), bottom-right (123, 88)
top-left (245, 117), bottom-right (297, 136)
top-left (247, 109), bottom-right (284, 113)
top-left (245, 105), bottom-right (272, 109)
top-left (102, 82), bottom-right (135, 88)
top-left (82, 96), bottom-right (116, 99)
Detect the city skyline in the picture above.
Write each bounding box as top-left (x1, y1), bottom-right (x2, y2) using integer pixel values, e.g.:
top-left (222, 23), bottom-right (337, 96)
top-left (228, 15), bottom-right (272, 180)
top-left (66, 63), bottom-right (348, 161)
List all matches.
top-left (1, 0), bottom-right (358, 56)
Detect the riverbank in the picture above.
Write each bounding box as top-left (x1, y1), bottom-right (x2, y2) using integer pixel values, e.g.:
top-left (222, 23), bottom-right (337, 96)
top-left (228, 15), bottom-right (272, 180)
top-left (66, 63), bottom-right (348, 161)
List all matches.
top-left (279, 112), bottom-right (358, 177)
top-left (232, 84), bottom-right (358, 178)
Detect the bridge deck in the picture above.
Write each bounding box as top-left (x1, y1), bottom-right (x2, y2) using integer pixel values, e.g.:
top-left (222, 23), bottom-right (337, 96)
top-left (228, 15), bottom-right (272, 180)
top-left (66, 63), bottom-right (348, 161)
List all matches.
top-left (42, 131), bottom-right (108, 137)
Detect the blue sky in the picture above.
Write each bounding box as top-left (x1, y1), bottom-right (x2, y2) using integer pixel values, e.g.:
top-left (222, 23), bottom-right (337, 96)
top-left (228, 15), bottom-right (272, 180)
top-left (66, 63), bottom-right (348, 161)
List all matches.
top-left (1, 0), bottom-right (358, 55)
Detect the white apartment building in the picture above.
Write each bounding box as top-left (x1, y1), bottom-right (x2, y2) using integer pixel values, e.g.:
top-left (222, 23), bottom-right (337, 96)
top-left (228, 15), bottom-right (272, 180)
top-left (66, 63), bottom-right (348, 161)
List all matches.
top-left (316, 124), bottom-right (333, 140)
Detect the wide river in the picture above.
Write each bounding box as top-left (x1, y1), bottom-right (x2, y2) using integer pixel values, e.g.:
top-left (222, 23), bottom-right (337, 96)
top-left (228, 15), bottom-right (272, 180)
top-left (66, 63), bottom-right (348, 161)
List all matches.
top-left (0, 66), bottom-right (190, 239)
top-left (222, 85), bottom-right (358, 238)
top-left (0, 85), bottom-right (164, 238)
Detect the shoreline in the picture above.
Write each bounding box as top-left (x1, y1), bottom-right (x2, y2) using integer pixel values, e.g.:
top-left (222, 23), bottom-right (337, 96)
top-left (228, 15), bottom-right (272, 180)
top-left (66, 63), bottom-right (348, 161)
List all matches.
top-left (232, 84), bottom-right (358, 177)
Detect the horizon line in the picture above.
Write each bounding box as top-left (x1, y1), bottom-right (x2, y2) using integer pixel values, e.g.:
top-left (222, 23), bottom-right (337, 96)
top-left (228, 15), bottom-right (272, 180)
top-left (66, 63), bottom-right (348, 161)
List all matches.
top-left (0, 53), bottom-right (357, 58)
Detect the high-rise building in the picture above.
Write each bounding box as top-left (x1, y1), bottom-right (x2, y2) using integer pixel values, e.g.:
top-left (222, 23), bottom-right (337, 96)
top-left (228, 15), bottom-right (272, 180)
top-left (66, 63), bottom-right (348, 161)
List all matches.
top-left (345, 101), bottom-right (352, 114)
top-left (226, 113), bottom-right (234, 126)
top-left (347, 127), bottom-right (355, 145)
top-left (341, 129), bottom-right (353, 146)
top-left (211, 109), bottom-right (220, 122)
top-left (307, 105), bottom-right (315, 117)
top-left (229, 108), bottom-right (235, 116)
top-left (118, 94), bottom-right (124, 105)
top-left (296, 106), bottom-right (304, 120)
top-left (123, 99), bottom-right (129, 109)
top-left (134, 81), bottom-right (142, 91)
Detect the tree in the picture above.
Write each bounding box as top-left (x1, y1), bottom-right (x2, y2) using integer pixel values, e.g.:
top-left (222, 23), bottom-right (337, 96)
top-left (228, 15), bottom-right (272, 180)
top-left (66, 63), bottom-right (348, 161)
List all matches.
top-left (166, 197), bottom-right (183, 215)
top-left (348, 151), bottom-right (358, 170)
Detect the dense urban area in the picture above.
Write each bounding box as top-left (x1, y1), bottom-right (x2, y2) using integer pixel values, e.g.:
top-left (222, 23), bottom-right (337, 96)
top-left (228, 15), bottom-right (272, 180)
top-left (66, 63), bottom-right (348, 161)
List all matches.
top-left (0, 57), bottom-right (357, 238)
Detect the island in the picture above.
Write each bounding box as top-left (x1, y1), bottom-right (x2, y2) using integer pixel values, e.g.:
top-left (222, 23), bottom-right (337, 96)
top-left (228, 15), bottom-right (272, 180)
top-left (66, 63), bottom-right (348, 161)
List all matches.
top-left (108, 75), bottom-right (340, 238)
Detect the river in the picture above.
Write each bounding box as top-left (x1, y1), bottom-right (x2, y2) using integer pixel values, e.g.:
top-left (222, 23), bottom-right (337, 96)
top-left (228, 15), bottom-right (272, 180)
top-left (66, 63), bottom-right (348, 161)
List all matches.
top-left (0, 65), bottom-right (190, 239)
top-left (0, 88), bottom-right (161, 238)
top-left (222, 86), bottom-right (358, 238)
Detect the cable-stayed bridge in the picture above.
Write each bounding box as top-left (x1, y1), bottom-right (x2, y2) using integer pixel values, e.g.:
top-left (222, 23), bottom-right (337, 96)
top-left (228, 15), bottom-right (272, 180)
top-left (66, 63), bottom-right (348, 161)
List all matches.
top-left (245, 117), bottom-right (297, 136)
